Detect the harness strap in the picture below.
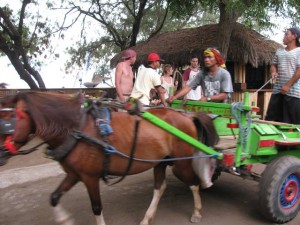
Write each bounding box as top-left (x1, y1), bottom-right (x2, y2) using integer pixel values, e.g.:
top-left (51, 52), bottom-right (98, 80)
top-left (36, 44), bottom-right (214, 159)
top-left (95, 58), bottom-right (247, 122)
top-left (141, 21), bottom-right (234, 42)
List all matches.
top-left (109, 119), bottom-right (140, 185)
top-left (50, 135), bottom-right (79, 161)
top-left (48, 105), bottom-right (88, 161)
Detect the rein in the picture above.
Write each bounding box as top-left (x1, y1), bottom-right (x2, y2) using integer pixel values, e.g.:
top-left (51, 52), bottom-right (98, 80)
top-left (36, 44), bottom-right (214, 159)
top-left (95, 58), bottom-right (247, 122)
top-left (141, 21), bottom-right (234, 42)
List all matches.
top-left (110, 119), bottom-right (140, 185)
top-left (16, 139), bottom-right (47, 155)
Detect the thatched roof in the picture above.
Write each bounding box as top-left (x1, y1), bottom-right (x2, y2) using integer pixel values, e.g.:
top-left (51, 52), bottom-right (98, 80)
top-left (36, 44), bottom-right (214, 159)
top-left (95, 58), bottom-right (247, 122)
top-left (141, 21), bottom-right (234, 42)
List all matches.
top-left (110, 23), bottom-right (282, 68)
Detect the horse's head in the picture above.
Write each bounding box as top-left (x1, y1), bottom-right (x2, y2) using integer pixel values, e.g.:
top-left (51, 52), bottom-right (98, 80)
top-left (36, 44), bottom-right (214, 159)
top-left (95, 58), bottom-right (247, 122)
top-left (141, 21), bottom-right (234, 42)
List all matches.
top-left (10, 91), bottom-right (83, 149)
top-left (12, 98), bottom-right (34, 146)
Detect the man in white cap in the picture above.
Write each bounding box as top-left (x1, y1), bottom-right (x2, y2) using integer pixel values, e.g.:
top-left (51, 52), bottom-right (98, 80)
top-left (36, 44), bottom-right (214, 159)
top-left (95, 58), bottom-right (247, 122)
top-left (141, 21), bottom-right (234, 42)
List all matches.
top-left (130, 53), bottom-right (167, 106)
top-left (115, 49), bottom-right (137, 102)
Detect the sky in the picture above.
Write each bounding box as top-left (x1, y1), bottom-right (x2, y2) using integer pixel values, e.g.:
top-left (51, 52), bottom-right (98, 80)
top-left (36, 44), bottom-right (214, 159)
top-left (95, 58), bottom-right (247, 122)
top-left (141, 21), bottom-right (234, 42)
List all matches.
top-left (0, 1), bottom-right (290, 89)
top-left (0, 0), bottom-right (114, 89)
top-left (0, 30), bottom-right (284, 89)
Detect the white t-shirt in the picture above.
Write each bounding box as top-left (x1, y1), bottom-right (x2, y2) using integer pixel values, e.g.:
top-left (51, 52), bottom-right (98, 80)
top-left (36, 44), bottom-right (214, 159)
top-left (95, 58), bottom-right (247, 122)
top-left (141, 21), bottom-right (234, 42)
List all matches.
top-left (272, 47), bottom-right (300, 98)
top-left (161, 76), bottom-right (174, 98)
top-left (130, 66), bottom-right (161, 105)
top-left (186, 70), bottom-right (202, 100)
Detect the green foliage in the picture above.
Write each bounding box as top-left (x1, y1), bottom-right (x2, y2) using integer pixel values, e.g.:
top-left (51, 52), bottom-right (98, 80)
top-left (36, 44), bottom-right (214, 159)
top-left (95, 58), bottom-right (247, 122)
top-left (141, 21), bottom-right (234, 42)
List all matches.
top-left (64, 0), bottom-right (218, 70)
top-left (0, 1), bottom-right (58, 88)
top-left (170, 0), bottom-right (300, 30)
top-left (0, 2), bottom-right (55, 65)
top-left (3, 0), bottom-right (299, 86)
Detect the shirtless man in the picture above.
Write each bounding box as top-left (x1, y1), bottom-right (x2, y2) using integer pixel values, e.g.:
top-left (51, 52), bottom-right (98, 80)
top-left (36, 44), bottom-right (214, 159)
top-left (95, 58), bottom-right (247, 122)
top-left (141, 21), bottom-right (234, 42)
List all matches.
top-left (115, 49), bottom-right (137, 102)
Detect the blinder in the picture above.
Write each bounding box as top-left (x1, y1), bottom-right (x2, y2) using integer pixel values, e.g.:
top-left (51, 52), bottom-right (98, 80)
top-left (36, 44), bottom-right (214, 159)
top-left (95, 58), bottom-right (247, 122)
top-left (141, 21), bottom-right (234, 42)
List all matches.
top-left (15, 109), bottom-right (29, 119)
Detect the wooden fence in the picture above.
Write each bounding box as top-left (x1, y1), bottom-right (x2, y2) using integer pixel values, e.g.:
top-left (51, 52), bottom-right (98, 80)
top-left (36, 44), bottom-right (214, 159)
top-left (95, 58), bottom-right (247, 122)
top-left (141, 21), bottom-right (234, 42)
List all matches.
top-left (0, 87), bottom-right (271, 119)
top-left (0, 88), bottom-right (117, 99)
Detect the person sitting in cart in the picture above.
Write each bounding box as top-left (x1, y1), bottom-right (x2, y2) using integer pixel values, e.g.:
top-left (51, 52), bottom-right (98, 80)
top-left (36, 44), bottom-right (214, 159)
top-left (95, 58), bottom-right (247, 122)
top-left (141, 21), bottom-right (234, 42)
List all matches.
top-left (169, 48), bottom-right (233, 103)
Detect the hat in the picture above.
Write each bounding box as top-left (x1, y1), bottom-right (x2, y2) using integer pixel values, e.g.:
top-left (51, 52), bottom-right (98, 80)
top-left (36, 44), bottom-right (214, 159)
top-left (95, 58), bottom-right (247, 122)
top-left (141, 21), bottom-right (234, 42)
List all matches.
top-left (147, 53), bottom-right (164, 62)
top-left (122, 49), bottom-right (136, 60)
top-left (289, 27), bottom-right (300, 38)
top-left (204, 48), bottom-right (226, 68)
top-left (288, 27), bottom-right (300, 46)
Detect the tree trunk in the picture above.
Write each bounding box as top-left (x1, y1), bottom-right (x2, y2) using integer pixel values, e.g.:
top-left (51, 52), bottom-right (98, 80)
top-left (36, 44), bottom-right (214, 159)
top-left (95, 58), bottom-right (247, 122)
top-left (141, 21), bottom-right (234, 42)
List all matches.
top-left (217, 2), bottom-right (240, 61)
top-left (6, 51), bottom-right (45, 90)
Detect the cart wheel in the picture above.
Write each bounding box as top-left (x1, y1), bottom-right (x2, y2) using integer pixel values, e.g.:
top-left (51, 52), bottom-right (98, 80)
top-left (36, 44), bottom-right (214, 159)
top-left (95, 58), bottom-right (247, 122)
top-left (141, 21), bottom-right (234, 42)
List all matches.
top-left (259, 156), bottom-right (300, 223)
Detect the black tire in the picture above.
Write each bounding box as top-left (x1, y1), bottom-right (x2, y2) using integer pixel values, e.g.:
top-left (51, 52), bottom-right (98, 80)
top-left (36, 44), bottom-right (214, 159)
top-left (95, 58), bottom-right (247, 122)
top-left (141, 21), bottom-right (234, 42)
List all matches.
top-left (259, 156), bottom-right (300, 223)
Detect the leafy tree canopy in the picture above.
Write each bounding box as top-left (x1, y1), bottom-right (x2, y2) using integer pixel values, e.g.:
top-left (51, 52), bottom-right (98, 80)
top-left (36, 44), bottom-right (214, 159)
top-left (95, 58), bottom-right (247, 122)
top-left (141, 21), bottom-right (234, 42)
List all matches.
top-left (0, 1), bottom-right (60, 88)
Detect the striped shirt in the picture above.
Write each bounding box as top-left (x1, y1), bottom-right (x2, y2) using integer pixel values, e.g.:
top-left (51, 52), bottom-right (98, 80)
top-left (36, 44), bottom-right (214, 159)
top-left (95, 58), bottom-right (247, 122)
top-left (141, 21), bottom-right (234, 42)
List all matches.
top-left (272, 47), bottom-right (300, 98)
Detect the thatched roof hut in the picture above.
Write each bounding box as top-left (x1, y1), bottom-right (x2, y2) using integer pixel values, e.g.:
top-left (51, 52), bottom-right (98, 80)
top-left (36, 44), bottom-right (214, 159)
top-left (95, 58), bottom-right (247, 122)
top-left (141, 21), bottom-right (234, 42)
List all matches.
top-left (110, 23), bottom-right (282, 68)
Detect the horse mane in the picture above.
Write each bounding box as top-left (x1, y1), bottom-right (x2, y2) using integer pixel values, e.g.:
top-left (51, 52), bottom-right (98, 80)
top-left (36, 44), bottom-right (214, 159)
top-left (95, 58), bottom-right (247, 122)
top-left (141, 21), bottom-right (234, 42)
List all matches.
top-left (192, 112), bottom-right (219, 147)
top-left (16, 91), bottom-right (83, 140)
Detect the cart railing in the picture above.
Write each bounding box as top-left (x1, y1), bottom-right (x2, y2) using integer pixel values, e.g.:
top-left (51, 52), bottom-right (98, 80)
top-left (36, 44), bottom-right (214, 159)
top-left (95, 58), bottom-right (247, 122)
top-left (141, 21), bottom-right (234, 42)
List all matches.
top-left (170, 92), bottom-right (300, 167)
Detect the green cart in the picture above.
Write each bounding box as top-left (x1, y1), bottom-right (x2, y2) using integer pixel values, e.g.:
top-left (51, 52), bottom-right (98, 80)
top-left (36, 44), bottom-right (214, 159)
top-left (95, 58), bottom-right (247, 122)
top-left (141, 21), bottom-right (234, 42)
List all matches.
top-left (140, 92), bottom-right (300, 224)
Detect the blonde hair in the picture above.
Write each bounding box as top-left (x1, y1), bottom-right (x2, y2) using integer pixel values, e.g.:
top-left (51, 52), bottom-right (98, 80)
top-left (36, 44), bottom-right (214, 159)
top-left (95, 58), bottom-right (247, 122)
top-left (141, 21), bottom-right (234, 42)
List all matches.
top-left (162, 64), bottom-right (173, 74)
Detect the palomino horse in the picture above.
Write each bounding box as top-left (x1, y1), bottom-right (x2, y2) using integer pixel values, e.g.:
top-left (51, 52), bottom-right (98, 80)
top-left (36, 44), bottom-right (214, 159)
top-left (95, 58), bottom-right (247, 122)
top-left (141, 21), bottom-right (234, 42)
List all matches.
top-left (10, 91), bottom-right (219, 225)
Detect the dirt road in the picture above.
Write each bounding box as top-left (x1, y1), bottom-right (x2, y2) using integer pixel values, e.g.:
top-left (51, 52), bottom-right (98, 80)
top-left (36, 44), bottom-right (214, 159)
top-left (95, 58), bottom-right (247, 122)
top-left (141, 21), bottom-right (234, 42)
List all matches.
top-left (1, 166), bottom-right (300, 225)
top-left (1, 138), bottom-right (300, 225)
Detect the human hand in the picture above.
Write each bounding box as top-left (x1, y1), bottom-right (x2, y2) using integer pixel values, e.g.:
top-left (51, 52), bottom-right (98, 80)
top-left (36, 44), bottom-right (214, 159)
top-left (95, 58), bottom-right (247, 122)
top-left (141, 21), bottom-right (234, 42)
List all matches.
top-left (281, 84), bottom-right (290, 95)
top-left (150, 99), bottom-right (161, 106)
top-left (271, 72), bottom-right (278, 79)
top-left (168, 96), bottom-right (177, 102)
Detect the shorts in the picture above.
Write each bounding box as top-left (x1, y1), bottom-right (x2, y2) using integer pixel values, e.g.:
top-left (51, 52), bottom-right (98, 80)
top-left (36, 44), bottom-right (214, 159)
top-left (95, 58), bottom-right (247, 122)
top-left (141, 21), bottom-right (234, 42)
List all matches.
top-left (265, 93), bottom-right (300, 124)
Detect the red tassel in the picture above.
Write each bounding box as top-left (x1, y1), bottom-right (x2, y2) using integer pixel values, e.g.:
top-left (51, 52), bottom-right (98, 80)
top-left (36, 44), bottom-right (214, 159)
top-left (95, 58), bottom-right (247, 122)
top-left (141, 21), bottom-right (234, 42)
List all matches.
top-left (4, 135), bottom-right (17, 154)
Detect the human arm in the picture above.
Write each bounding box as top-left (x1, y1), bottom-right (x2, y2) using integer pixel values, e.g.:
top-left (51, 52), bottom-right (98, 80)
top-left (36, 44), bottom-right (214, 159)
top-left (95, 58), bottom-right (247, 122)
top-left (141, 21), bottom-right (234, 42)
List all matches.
top-left (169, 85), bottom-right (192, 102)
top-left (182, 68), bottom-right (190, 82)
top-left (155, 86), bottom-right (168, 106)
top-left (281, 67), bottom-right (300, 95)
top-left (200, 93), bottom-right (229, 102)
top-left (114, 63), bottom-right (125, 102)
top-left (270, 64), bottom-right (278, 79)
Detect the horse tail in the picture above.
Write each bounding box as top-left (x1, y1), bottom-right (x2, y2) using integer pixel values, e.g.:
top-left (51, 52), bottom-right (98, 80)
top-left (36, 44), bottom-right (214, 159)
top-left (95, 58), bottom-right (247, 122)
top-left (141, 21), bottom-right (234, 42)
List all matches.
top-left (191, 112), bottom-right (219, 147)
top-left (191, 112), bottom-right (219, 189)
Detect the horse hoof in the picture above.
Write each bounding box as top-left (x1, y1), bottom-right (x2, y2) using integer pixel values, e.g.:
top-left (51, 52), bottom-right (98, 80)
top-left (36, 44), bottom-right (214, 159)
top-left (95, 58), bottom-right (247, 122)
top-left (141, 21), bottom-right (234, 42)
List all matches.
top-left (190, 214), bottom-right (202, 223)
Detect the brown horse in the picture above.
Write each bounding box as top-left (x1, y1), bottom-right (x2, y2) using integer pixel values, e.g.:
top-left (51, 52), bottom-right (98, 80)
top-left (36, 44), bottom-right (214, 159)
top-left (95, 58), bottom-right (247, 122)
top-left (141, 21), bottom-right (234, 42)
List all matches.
top-left (10, 91), bottom-right (219, 225)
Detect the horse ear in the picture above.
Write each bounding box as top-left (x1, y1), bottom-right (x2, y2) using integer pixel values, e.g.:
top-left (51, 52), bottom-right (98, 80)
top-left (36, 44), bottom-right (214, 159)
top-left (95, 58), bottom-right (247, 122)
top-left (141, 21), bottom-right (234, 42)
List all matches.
top-left (78, 92), bottom-right (85, 103)
top-left (72, 92), bottom-right (85, 103)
